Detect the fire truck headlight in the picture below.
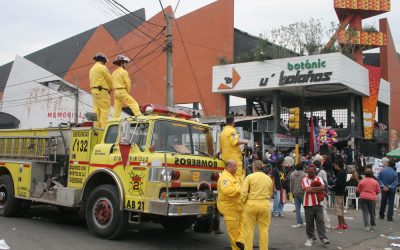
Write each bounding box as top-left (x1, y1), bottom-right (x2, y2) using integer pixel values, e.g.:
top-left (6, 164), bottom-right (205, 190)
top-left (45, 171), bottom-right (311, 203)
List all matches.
top-left (161, 169), bottom-right (172, 182)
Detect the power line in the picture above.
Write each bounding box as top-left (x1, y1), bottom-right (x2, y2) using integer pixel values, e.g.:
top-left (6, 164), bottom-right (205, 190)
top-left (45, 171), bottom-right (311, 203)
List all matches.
top-left (174, 18), bottom-right (208, 114)
top-left (4, 38), bottom-right (163, 89)
top-left (131, 50), bottom-right (164, 75)
top-left (100, 0), bottom-right (164, 45)
top-left (111, 0), bottom-right (165, 28)
top-left (2, 32), bottom-right (165, 105)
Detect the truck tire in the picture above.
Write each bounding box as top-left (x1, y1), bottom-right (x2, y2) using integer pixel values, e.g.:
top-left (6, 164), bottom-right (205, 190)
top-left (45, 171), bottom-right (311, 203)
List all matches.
top-left (160, 216), bottom-right (196, 231)
top-left (85, 184), bottom-right (128, 239)
top-left (0, 175), bottom-right (21, 217)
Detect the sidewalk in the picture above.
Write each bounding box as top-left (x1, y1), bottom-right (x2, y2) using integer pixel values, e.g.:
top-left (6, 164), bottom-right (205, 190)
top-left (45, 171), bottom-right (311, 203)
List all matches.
top-left (266, 200), bottom-right (400, 249)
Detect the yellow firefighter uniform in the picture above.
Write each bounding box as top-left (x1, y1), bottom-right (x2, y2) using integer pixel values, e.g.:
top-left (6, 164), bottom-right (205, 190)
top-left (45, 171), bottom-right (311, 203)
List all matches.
top-left (241, 172), bottom-right (274, 250)
top-left (217, 169), bottom-right (242, 250)
top-left (219, 125), bottom-right (244, 183)
top-left (89, 62), bottom-right (113, 128)
top-left (112, 66), bottom-right (142, 118)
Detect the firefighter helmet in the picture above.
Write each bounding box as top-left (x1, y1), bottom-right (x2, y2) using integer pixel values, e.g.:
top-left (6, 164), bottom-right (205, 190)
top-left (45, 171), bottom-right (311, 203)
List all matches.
top-left (113, 54), bottom-right (130, 65)
top-left (93, 53), bottom-right (108, 62)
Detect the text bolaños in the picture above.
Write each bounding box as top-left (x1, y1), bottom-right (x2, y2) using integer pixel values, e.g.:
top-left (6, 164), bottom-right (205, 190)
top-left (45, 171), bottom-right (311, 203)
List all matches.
top-left (279, 70), bottom-right (332, 85)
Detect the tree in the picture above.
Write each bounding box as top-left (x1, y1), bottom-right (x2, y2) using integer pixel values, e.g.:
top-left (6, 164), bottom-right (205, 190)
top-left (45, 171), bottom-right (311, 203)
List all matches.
top-left (268, 18), bottom-right (327, 56)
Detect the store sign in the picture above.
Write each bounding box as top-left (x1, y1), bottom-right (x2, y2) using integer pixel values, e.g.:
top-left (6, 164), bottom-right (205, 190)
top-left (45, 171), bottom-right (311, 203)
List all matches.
top-left (273, 134), bottom-right (304, 148)
top-left (212, 53), bottom-right (371, 96)
top-left (259, 58), bottom-right (333, 87)
top-left (287, 59), bottom-right (326, 71)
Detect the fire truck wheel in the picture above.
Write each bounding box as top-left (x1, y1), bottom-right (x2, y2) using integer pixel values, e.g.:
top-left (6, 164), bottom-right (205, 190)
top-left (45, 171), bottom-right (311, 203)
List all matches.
top-left (0, 175), bottom-right (21, 217)
top-left (86, 184), bottom-right (128, 239)
top-left (160, 216), bottom-right (197, 231)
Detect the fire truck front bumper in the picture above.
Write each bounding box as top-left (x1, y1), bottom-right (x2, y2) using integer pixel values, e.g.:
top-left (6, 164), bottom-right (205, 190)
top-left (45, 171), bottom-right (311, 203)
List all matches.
top-left (148, 200), bottom-right (216, 216)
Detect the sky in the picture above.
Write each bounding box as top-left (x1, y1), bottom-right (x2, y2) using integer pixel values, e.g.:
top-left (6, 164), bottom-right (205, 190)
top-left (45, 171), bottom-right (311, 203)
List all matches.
top-left (0, 0), bottom-right (399, 67)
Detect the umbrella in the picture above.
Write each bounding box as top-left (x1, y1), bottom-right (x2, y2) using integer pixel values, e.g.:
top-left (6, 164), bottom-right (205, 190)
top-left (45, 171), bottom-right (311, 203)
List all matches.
top-left (386, 148), bottom-right (400, 158)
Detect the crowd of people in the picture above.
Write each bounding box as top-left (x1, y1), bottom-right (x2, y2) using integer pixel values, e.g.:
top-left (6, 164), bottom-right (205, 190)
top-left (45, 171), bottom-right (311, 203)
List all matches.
top-left (216, 115), bottom-right (399, 249)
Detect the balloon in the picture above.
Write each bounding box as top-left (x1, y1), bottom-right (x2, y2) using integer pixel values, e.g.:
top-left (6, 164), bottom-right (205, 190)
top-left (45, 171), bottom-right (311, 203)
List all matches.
top-left (316, 128), bottom-right (338, 147)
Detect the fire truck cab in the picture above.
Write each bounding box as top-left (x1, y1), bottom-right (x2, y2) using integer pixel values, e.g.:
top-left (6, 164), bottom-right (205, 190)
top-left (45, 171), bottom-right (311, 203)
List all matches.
top-left (0, 104), bottom-right (224, 239)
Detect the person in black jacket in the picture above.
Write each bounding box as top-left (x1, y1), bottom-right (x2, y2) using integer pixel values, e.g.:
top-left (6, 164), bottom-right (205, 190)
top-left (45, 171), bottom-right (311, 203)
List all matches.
top-left (272, 159), bottom-right (284, 217)
top-left (332, 158), bottom-right (348, 230)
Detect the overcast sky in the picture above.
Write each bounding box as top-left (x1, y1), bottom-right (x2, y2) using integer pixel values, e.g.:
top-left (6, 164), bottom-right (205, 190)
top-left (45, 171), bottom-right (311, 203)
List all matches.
top-left (1, 0), bottom-right (399, 66)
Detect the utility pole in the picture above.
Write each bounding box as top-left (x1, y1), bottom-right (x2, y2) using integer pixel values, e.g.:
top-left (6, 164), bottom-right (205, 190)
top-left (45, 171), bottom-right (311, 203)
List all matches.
top-left (165, 14), bottom-right (174, 107)
top-left (74, 40), bottom-right (79, 125)
top-left (74, 75), bottom-right (79, 125)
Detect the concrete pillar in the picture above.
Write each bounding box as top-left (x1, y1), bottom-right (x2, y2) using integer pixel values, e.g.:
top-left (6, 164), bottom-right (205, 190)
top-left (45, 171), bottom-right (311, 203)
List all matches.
top-left (246, 98), bottom-right (253, 116)
top-left (267, 103), bottom-right (272, 115)
top-left (273, 91), bottom-right (281, 133)
top-left (326, 109), bottom-right (333, 126)
top-left (225, 95), bottom-right (230, 116)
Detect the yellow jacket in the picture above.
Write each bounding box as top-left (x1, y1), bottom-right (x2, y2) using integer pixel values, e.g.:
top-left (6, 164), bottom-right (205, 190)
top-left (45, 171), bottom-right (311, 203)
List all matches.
top-left (219, 125), bottom-right (242, 162)
top-left (89, 62), bottom-right (112, 90)
top-left (241, 172), bottom-right (273, 203)
top-left (112, 66), bottom-right (132, 92)
top-left (217, 169), bottom-right (242, 220)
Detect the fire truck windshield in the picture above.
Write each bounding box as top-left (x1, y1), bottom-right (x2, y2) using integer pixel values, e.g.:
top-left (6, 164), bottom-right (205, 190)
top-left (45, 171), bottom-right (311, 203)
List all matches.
top-left (151, 120), bottom-right (214, 156)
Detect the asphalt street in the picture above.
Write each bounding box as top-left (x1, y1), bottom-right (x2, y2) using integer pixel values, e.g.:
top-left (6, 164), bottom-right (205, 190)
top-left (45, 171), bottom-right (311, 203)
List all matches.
top-left (0, 203), bottom-right (400, 250)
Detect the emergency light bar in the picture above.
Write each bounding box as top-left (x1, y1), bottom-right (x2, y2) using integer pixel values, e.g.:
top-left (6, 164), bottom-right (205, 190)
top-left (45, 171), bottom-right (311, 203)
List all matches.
top-left (140, 104), bottom-right (192, 120)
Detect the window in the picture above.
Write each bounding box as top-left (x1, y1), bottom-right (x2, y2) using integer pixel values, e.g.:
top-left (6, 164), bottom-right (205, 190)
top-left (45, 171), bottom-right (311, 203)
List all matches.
top-left (130, 123), bottom-right (149, 151)
top-left (192, 126), bottom-right (214, 156)
top-left (150, 121), bottom-right (214, 156)
top-left (151, 121), bottom-right (191, 153)
top-left (104, 125), bottom-right (118, 144)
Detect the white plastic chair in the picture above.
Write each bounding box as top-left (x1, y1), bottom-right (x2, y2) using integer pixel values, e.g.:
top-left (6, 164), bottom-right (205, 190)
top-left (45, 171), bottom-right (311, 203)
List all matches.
top-left (345, 186), bottom-right (359, 210)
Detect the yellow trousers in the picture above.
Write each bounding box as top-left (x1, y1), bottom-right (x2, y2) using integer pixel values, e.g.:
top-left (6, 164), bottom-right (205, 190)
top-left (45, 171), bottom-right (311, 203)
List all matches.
top-left (225, 219), bottom-right (241, 250)
top-left (91, 89), bottom-right (110, 129)
top-left (243, 200), bottom-right (271, 250)
top-left (113, 89), bottom-right (142, 118)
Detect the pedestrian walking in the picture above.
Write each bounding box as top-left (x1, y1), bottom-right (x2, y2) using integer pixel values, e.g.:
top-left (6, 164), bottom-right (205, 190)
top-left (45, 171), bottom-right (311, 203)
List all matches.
top-left (290, 163), bottom-right (306, 227)
top-left (111, 54), bottom-right (143, 118)
top-left (357, 169), bottom-right (381, 232)
top-left (332, 158), bottom-right (348, 230)
top-left (378, 157), bottom-right (398, 221)
top-left (219, 116), bottom-right (248, 184)
top-left (241, 160), bottom-right (274, 250)
top-left (217, 160), bottom-right (243, 250)
top-left (272, 159), bottom-right (287, 217)
top-left (302, 165), bottom-right (330, 247)
top-left (89, 53), bottom-right (112, 128)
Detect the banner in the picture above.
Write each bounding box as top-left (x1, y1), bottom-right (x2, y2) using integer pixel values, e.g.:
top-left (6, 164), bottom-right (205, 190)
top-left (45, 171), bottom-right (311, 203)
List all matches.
top-left (362, 65), bottom-right (381, 139)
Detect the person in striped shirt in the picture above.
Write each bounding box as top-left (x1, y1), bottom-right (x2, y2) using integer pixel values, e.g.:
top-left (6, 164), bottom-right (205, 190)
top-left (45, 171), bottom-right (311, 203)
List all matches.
top-left (302, 165), bottom-right (330, 247)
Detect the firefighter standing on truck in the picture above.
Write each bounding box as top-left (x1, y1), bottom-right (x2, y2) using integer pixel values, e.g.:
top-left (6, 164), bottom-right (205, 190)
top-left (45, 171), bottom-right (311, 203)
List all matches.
top-left (219, 115), bottom-right (248, 184)
top-left (89, 53), bottom-right (112, 128)
top-left (112, 55), bottom-right (143, 118)
top-left (241, 160), bottom-right (274, 250)
top-left (217, 160), bottom-right (243, 250)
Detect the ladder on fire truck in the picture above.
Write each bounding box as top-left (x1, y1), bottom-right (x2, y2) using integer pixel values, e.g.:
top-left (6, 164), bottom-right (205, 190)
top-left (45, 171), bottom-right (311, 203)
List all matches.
top-left (0, 136), bottom-right (58, 162)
